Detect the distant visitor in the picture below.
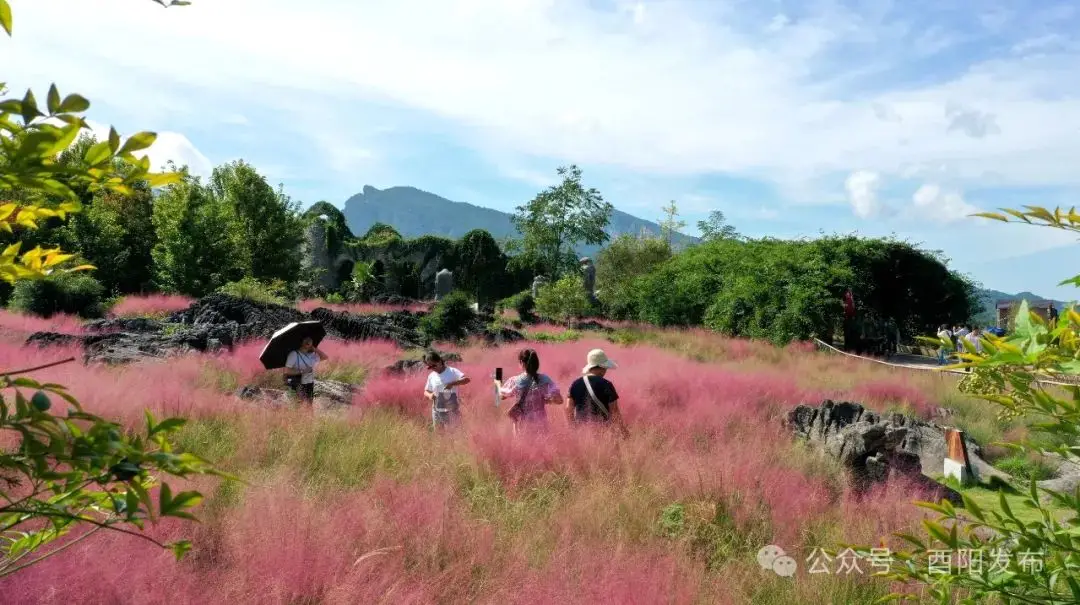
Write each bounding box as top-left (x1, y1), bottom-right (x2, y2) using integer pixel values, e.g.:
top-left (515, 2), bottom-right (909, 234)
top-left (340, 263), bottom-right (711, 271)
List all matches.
top-left (495, 348), bottom-right (563, 435)
top-left (566, 348), bottom-right (629, 438)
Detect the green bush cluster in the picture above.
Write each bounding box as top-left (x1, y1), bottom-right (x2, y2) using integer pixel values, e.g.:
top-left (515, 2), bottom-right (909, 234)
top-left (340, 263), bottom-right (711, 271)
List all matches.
top-left (9, 274), bottom-right (107, 319)
top-left (216, 277), bottom-right (290, 306)
top-left (596, 235), bottom-right (978, 346)
top-left (419, 291), bottom-right (475, 341)
top-left (497, 290), bottom-right (536, 322)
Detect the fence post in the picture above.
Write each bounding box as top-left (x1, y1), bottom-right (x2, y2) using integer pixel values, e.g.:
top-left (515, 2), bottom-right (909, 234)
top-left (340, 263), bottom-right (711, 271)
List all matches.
top-left (943, 427), bottom-right (974, 485)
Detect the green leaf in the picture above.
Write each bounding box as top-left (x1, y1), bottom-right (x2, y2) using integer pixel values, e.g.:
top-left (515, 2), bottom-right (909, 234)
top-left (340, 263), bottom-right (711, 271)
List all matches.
top-left (168, 540), bottom-right (192, 560)
top-left (57, 93), bottom-right (90, 114)
top-left (83, 141), bottom-right (111, 166)
top-left (108, 127), bottom-right (120, 153)
top-left (46, 84), bottom-right (60, 115)
top-left (118, 131), bottom-right (156, 155)
top-left (150, 417), bottom-right (186, 435)
top-left (0, 0), bottom-right (10, 36)
top-left (922, 520), bottom-right (954, 547)
top-left (158, 482), bottom-right (173, 517)
top-left (960, 493), bottom-right (986, 522)
top-left (20, 89), bottom-right (41, 124)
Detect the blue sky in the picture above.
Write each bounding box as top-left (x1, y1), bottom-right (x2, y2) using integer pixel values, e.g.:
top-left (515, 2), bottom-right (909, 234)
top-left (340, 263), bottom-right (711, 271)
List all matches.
top-left (4, 0), bottom-right (1080, 300)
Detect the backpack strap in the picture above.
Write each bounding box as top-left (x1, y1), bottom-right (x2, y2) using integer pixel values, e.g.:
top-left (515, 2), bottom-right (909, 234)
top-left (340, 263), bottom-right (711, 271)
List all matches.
top-left (582, 376), bottom-right (610, 420)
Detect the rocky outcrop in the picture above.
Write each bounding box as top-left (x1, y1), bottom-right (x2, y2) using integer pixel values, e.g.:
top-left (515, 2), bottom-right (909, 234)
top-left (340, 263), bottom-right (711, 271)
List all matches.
top-left (25, 293), bottom-right (524, 365)
top-left (786, 400), bottom-right (985, 502)
top-left (309, 307), bottom-right (425, 349)
top-left (168, 293), bottom-right (308, 341)
top-left (27, 325), bottom-right (235, 365)
top-left (235, 379), bottom-right (354, 410)
top-left (384, 350), bottom-right (462, 375)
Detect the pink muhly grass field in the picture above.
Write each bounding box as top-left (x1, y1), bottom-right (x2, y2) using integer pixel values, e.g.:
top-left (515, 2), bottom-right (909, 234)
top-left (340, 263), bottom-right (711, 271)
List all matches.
top-left (109, 294), bottom-right (195, 318)
top-left (0, 309), bottom-right (87, 336)
top-left (0, 327), bottom-right (952, 603)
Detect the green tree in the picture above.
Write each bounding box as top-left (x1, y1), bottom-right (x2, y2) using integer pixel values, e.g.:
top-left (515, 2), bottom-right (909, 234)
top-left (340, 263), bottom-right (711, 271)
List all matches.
top-left (151, 167), bottom-right (246, 296)
top-left (658, 200), bottom-right (685, 250)
top-left (696, 210), bottom-right (739, 242)
top-left (595, 232), bottom-right (672, 320)
top-left (862, 206), bottom-right (1080, 603)
top-left (510, 165), bottom-right (613, 279)
top-left (535, 274), bottom-right (590, 326)
top-left (1, 0), bottom-right (229, 578)
top-left (209, 159), bottom-right (304, 284)
top-left (455, 229), bottom-right (508, 307)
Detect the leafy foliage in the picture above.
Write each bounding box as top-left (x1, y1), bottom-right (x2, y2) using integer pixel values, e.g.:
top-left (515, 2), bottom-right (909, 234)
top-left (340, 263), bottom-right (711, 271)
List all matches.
top-left (629, 236), bottom-right (976, 345)
top-left (150, 168), bottom-right (247, 297)
top-left (658, 201), bottom-right (686, 250)
top-left (303, 201), bottom-right (353, 259)
top-left (419, 291), bottom-right (475, 341)
top-left (497, 290), bottom-right (536, 322)
top-left (1, 0), bottom-right (227, 578)
top-left (859, 206), bottom-right (1080, 603)
top-left (216, 277), bottom-right (289, 306)
top-left (595, 232), bottom-right (672, 320)
top-left (696, 210), bottom-right (740, 242)
top-left (535, 275), bottom-right (590, 326)
top-left (455, 229), bottom-right (507, 307)
top-left (9, 273), bottom-right (106, 319)
top-left (509, 165), bottom-right (613, 279)
top-left (209, 160), bottom-right (305, 285)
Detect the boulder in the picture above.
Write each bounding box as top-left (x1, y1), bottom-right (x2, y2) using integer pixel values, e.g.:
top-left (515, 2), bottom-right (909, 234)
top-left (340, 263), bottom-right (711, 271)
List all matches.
top-left (786, 400), bottom-right (982, 502)
top-left (234, 379), bottom-right (355, 410)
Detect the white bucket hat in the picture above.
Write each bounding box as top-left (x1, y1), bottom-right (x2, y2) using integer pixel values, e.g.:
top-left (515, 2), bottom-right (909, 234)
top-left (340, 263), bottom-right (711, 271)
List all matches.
top-left (582, 348), bottom-right (617, 374)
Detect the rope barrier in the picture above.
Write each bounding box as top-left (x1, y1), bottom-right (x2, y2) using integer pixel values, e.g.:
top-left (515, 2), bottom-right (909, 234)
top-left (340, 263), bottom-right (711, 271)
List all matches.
top-left (811, 338), bottom-right (1078, 388)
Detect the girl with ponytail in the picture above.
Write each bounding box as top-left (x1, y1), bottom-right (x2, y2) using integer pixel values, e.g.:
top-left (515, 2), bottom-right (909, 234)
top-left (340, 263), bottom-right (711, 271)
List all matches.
top-left (494, 348), bottom-right (562, 435)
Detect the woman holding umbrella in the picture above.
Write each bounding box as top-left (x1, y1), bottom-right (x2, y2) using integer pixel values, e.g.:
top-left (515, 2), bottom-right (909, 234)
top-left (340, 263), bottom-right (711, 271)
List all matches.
top-left (259, 321), bottom-right (329, 404)
top-left (284, 337), bottom-right (328, 402)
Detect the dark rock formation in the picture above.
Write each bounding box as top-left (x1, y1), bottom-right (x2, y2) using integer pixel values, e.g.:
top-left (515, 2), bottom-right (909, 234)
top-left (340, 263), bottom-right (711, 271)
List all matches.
top-left (384, 350), bottom-right (462, 375)
top-left (786, 400), bottom-right (986, 502)
top-left (27, 325), bottom-right (235, 365)
top-left (235, 379), bottom-right (354, 410)
top-left (168, 293), bottom-right (308, 341)
top-left (309, 307), bottom-right (425, 349)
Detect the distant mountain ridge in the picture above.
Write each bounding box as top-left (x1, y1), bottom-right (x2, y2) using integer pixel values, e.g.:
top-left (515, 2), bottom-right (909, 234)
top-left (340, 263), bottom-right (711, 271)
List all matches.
top-left (340, 185), bottom-right (698, 255)
top-left (972, 287), bottom-right (1068, 325)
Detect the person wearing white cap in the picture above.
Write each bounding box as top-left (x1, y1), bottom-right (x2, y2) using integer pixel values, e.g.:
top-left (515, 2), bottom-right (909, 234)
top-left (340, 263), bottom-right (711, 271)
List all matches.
top-left (565, 348), bottom-right (629, 437)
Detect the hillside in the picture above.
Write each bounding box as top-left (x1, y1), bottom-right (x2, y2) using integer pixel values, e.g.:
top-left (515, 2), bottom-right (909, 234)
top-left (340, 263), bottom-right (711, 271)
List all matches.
top-left (341, 185), bottom-right (698, 255)
top-left (972, 288), bottom-right (1066, 325)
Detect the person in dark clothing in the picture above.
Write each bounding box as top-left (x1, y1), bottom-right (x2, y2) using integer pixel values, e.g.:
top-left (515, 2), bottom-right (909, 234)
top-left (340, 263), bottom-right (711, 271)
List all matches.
top-left (565, 348), bottom-right (629, 438)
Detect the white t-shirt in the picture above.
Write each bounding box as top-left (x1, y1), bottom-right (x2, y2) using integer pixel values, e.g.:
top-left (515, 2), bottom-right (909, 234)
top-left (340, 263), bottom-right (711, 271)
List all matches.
top-left (425, 366), bottom-right (465, 395)
top-left (965, 332), bottom-right (982, 353)
top-left (286, 350), bottom-right (319, 384)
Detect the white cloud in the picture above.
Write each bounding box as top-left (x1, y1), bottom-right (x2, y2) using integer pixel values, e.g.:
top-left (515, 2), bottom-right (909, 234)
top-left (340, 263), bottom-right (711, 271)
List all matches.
top-left (911, 184), bottom-right (979, 224)
top-left (82, 120), bottom-right (212, 178)
top-left (6, 0), bottom-right (1080, 199)
top-left (845, 170), bottom-right (883, 219)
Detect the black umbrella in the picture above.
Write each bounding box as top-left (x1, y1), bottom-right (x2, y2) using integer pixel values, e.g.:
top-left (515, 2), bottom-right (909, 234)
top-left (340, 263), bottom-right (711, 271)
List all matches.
top-left (259, 321), bottom-right (326, 370)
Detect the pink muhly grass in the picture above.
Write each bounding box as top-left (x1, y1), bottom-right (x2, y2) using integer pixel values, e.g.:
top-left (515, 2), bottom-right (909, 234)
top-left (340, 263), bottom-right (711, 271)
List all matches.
top-left (109, 294), bottom-right (194, 318)
top-left (849, 379), bottom-right (933, 417)
top-left (0, 309), bottom-right (86, 336)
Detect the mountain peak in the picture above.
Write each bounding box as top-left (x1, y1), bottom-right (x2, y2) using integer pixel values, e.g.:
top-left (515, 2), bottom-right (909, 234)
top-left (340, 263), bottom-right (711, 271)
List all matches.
top-left (340, 185), bottom-right (698, 253)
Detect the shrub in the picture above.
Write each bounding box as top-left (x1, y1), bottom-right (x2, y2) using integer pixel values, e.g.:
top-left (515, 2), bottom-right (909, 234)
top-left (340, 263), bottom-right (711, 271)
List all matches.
top-left (9, 274), bottom-right (107, 319)
top-left (419, 291), bottom-right (475, 341)
top-left (596, 233), bottom-right (671, 320)
top-left (216, 277), bottom-right (289, 306)
top-left (498, 290), bottom-right (536, 322)
top-left (535, 275), bottom-right (590, 326)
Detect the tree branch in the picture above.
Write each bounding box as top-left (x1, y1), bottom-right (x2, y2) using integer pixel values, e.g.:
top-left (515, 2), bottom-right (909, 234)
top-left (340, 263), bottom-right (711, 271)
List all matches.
top-left (0, 357), bottom-right (77, 377)
top-left (0, 509), bottom-right (167, 549)
top-left (0, 525), bottom-right (103, 578)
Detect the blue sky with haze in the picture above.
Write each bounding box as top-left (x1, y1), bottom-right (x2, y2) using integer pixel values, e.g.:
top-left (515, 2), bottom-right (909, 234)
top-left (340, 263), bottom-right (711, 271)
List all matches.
top-left (3, 0), bottom-right (1079, 300)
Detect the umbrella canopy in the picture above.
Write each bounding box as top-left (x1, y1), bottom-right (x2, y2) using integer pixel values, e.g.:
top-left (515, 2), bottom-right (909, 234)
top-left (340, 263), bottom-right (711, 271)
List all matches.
top-left (259, 321), bottom-right (326, 370)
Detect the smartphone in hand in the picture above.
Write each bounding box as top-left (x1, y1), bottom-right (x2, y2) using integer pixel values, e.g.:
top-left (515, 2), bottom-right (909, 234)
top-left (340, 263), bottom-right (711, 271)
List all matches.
top-left (494, 367), bottom-right (503, 381)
